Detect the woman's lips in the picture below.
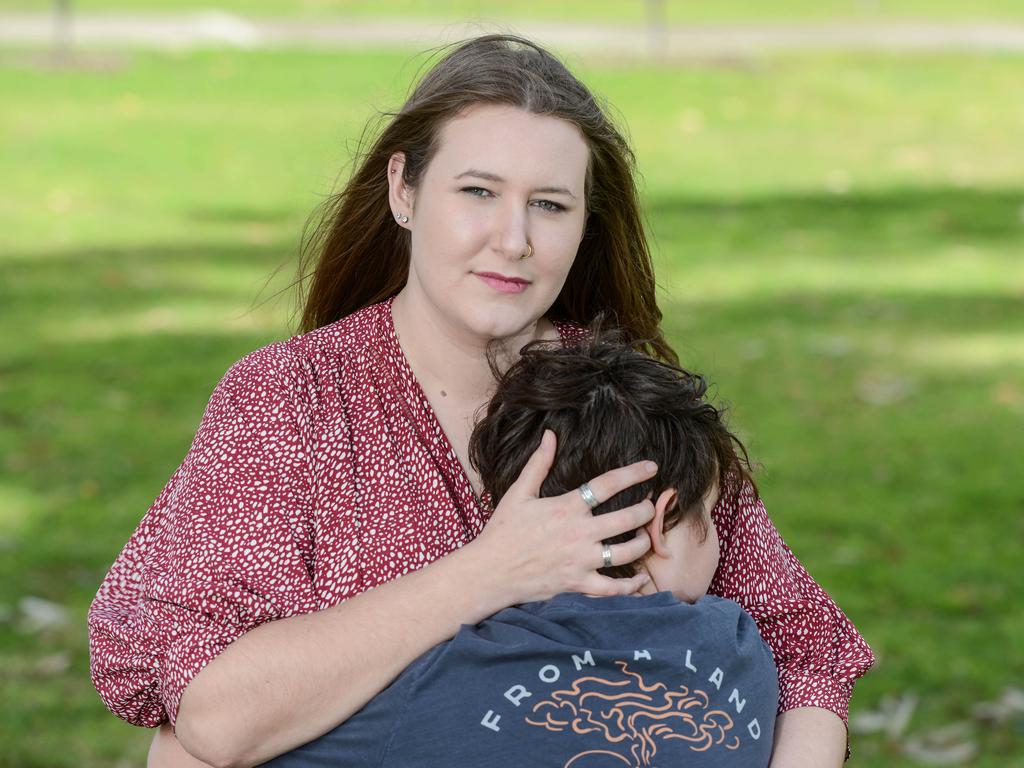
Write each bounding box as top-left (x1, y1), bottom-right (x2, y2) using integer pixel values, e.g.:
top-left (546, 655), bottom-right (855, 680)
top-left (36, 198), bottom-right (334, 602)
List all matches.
top-left (474, 272), bottom-right (530, 294)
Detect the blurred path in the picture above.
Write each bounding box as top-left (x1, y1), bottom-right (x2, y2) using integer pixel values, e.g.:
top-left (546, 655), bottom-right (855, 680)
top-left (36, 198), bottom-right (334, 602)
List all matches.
top-left (3, 12), bottom-right (1024, 55)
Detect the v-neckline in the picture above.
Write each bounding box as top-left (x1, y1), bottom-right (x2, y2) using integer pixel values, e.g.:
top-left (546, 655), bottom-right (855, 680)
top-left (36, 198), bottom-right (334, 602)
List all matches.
top-left (379, 295), bottom-right (575, 532)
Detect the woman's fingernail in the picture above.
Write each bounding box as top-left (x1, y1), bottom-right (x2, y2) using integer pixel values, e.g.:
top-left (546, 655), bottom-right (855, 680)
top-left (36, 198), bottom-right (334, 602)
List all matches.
top-left (644, 462), bottom-right (658, 473)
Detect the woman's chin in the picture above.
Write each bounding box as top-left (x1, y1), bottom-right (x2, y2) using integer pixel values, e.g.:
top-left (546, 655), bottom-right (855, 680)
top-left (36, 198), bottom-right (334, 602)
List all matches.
top-left (465, 305), bottom-right (544, 342)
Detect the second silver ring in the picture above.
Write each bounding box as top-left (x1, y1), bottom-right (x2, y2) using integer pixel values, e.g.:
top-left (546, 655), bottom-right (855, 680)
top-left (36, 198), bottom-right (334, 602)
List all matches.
top-left (601, 543), bottom-right (613, 568)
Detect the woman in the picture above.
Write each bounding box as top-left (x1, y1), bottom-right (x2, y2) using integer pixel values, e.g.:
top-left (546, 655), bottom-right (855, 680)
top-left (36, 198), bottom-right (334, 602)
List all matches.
top-left (88, 34), bottom-right (872, 767)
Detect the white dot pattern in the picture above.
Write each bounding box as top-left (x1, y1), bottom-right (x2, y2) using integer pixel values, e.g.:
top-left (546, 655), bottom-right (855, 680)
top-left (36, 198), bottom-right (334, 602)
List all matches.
top-left (87, 296), bottom-right (873, 730)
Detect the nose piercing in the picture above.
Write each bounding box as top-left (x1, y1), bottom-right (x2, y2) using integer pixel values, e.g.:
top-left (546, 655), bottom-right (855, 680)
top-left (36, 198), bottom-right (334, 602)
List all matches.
top-left (520, 242), bottom-right (533, 260)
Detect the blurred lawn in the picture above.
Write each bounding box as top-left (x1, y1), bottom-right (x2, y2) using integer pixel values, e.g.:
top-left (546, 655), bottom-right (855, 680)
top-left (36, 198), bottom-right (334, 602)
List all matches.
top-left (3, 0), bottom-right (1024, 21)
top-left (1, 34), bottom-right (1023, 768)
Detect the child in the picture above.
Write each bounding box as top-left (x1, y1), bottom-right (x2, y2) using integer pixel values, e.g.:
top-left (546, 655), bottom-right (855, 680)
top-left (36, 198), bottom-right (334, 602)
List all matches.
top-left (264, 321), bottom-right (779, 767)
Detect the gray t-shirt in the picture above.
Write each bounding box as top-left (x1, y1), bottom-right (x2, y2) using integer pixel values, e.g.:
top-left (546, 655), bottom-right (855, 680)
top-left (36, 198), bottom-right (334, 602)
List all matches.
top-left (264, 592), bottom-right (779, 767)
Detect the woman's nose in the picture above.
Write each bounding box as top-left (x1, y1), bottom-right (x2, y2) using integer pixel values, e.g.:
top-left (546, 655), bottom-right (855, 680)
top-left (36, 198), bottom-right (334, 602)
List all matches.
top-left (493, 200), bottom-right (530, 260)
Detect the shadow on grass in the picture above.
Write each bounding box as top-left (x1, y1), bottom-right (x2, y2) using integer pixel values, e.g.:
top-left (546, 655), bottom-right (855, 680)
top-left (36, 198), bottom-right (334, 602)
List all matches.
top-left (646, 186), bottom-right (1024, 250)
top-left (185, 205), bottom-right (297, 225)
top-left (0, 239), bottom-right (298, 321)
top-left (663, 289), bottom-right (1022, 337)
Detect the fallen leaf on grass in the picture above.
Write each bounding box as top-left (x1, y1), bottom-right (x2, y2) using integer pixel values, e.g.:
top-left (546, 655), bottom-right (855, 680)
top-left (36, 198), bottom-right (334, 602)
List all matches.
top-left (902, 722), bottom-right (978, 765)
top-left (17, 596), bottom-right (69, 633)
top-left (808, 334), bottom-right (851, 358)
top-left (971, 686), bottom-right (1024, 725)
top-left (850, 691), bottom-right (917, 739)
top-left (739, 339), bottom-right (766, 361)
top-left (856, 373), bottom-right (915, 406)
top-left (991, 380), bottom-right (1021, 408)
top-left (34, 652), bottom-right (71, 677)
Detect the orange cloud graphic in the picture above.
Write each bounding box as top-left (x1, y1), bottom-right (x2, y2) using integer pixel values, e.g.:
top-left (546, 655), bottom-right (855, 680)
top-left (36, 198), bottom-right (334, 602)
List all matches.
top-left (524, 661), bottom-right (740, 767)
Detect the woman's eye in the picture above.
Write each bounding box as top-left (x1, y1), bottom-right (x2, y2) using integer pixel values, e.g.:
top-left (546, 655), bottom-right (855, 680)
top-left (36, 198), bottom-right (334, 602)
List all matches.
top-left (461, 187), bottom-right (564, 213)
top-left (534, 200), bottom-right (566, 213)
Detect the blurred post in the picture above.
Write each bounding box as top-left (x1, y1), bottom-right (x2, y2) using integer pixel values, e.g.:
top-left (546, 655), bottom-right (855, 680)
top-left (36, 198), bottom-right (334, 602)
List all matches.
top-left (645, 0), bottom-right (668, 60)
top-left (53, 0), bottom-right (73, 64)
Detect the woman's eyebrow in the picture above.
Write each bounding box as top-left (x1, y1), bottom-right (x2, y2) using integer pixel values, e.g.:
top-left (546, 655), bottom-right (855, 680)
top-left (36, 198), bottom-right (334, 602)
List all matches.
top-left (454, 169), bottom-right (577, 199)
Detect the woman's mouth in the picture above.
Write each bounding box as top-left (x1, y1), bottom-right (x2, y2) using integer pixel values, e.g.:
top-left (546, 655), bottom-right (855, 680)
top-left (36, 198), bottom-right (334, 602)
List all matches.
top-left (474, 272), bottom-right (531, 295)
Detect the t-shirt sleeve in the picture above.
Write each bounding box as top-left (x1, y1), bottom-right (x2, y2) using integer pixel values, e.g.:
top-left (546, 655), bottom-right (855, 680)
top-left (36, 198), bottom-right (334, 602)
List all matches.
top-left (87, 341), bottom-right (325, 727)
top-left (708, 476), bottom-right (875, 726)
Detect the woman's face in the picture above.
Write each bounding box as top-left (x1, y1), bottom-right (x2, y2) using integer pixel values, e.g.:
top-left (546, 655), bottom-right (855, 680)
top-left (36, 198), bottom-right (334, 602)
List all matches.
top-left (389, 104), bottom-right (590, 342)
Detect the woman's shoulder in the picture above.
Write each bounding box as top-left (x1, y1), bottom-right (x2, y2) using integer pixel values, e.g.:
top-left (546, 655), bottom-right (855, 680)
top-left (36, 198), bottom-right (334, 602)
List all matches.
top-left (215, 300), bottom-right (391, 410)
top-left (287, 299), bottom-right (391, 361)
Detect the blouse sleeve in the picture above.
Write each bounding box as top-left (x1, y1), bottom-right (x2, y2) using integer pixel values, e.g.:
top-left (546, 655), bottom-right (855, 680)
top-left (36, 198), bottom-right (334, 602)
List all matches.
top-left (87, 341), bottom-right (325, 727)
top-left (708, 477), bottom-right (875, 726)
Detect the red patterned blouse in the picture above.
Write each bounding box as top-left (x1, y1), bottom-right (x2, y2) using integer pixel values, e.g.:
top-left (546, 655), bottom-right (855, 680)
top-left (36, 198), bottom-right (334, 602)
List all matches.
top-left (88, 296), bottom-right (873, 730)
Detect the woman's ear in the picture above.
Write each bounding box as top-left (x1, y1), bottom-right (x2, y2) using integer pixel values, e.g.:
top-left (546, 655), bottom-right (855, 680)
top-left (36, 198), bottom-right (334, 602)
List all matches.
top-left (643, 488), bottom-right (679, 559)
top-left (386, 151), bottom-right (415, 223)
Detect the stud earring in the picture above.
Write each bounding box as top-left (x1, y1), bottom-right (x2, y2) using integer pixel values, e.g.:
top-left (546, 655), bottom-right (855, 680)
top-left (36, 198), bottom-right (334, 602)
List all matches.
top-left (396, 214), bottom-right (409, 224)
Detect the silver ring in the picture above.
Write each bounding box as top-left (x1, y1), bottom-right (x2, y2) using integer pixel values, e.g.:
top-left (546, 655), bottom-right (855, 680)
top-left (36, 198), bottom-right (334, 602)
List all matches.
top-left (601, 543), bottom-right (613, 569)
top-left (578, 482), bottom-right (600, 510)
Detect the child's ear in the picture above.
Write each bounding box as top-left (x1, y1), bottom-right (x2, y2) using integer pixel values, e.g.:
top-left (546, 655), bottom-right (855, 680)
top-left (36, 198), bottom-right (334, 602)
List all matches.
top-left (644, 488), bottom-right (679, 559)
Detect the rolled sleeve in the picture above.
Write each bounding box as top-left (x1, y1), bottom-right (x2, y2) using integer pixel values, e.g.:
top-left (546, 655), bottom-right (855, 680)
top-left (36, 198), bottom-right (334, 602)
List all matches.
top-left (88, 342), bottom-right (323, 726)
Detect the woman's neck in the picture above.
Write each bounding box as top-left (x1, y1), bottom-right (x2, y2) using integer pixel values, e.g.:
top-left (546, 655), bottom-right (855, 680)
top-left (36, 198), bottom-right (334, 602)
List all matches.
top-left (390, 288), bottom-right (556, 405)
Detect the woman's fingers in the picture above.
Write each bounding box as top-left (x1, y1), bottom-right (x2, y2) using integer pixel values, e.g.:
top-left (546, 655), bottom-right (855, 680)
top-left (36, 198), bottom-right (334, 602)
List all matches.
top-left (483, 447), bottom-right (661, 604)
top-left (583, 571), bottom-right (651, 597)
top-left (592, 499), bottom-right (655, 542)
top-left (508, 429), bottom-right (557, 499)
top-left (601, 529), bottom-right (651, 569)
top-left (564, 460), bottom-right (658, 511)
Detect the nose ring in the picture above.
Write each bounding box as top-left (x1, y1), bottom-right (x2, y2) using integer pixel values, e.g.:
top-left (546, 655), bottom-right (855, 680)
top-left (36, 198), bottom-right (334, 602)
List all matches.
top-left (520, 243), bottom-right (533, 260)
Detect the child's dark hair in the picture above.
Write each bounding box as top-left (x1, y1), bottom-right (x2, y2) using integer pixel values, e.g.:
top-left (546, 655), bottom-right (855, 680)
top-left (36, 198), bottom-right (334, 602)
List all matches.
top-left (469, 316), bottom-right (757, 579)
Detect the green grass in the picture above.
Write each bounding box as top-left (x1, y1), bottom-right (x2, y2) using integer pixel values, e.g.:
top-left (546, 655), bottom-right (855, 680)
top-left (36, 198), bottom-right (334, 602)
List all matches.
top-left (1, 42), bottom-right (1023, 767)
top-left (3, 0), bottom-right (1024, 21)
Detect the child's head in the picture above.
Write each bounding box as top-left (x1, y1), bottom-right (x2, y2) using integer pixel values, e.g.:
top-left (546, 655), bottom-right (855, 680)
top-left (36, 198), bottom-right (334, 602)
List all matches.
top-left (469, 319), bottom-right (756, 601)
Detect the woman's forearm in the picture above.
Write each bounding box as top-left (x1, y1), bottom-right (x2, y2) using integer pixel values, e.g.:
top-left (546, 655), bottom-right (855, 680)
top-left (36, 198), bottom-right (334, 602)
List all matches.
top-left (173, 436), bottom-right (654, 768)
top-left (175, 541), bottom-right (506, 768)
top-left (769, 707), bottom-right (847, 768)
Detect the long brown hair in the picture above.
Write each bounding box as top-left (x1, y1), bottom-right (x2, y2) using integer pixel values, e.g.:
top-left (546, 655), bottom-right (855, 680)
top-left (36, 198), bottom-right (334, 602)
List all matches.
top-left (295, 33), bottom-right (677, 365)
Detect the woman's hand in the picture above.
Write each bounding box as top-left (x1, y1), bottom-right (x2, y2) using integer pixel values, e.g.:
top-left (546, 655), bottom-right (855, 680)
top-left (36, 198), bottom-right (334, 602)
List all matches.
top-left (472, 429), bottom-right (657, 605)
